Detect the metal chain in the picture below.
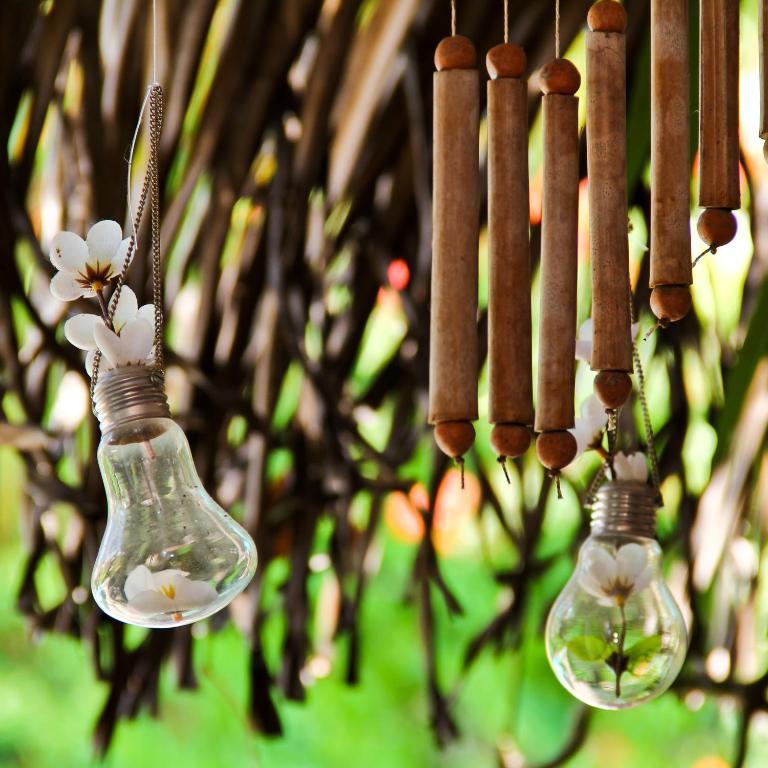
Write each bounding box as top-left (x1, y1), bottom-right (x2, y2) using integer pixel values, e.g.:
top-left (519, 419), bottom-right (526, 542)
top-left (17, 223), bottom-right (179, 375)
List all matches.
top-left (629, 287), bottom-right (662, 494)
top-left (148, 85), bottom-right (165, 379)
top-left (90, 84), bottom-right (165, 409)
top-left (584, 461), bottom-right (608, 507)
top-left (607, 408), bottom-right (618, 456)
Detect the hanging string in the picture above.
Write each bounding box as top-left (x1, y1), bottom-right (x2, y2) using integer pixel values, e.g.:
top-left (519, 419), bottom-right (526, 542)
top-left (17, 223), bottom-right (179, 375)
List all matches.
top-left (504, 0), bottom-right (509, 44)
top-left (498, 456), bottom-right (511, 484)
top-left (90, 5), bottom-right (164, 407)
top-left (126, 89), bottom-right (152, 250)
top-left (152, 0), bottom-right (157, 84)
top-left (451, 0), bottom-right (456, 36)
top-left (555, 0), bottom-right (561, 58)
top-left (693, 244), bottom-right (716, 268)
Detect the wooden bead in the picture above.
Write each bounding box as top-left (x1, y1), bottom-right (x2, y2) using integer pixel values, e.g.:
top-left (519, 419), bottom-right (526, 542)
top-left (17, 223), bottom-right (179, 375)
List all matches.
top-left (594, 370), bottom-right (633, 409)
top-left (536, 430), bottom-right (577, 471)
top-left (486, 43), bottom-right (526, 79)
top-left (490, 423), bottom-right (531, 458)
top-left (697, 207), bottom-right (738, 247)
top-left (650, 285), bottom-right (692, 323)
top-left (434, 420), bottom-right (475, 458)
top-left (539, 58), bottom-right (581, 95)
top-left (435, 36), bottom-right (477, 71)
top-left (588, 0), bottom-right (628, 33)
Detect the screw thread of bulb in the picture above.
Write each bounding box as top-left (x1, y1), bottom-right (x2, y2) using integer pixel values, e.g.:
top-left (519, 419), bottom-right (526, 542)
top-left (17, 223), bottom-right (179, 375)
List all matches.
top-left (93, 366), bottom-right (169, 433)
top-left (588, 480), bottom-right (659, 539)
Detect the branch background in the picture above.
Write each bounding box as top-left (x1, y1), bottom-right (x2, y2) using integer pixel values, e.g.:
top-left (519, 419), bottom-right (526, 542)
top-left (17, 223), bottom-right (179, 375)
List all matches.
top-left (0, 0), bottom-right (767, 766)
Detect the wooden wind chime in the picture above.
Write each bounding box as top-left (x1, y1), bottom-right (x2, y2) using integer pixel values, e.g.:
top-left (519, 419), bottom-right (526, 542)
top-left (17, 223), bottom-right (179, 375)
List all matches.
top-left (696, 0), bottom-right (740, 263)
top-left (762, 0), bottom-right (768, 158)
top-left (586, 1), bottom-right (632, 411)
top-left (649, 0), bottom-right (692, 325)
top-left (429, 0), bottom-right (746, 490)
top-left (486, 38), bottom-right (533, 470)
top-left (429, 28), bottom-right (480, 478)
top-left (534, 52), bottom-right (581, 477)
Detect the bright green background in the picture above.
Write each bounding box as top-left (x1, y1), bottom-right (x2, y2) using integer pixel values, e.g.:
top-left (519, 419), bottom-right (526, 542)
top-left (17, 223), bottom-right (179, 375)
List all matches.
top-left (0, 447), bottom-right (762, 768)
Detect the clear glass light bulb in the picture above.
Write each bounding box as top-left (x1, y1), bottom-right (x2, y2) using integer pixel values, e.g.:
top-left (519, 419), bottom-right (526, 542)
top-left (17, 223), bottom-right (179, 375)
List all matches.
top-left (545, 482), bottom-right (687, 709)
top-left (90, 369), bottom-right (257, 628)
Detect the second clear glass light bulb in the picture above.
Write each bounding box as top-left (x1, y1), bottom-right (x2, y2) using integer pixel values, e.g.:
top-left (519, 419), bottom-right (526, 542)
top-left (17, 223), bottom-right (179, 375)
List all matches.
top-left (546, 532), bottom-right (687, 709)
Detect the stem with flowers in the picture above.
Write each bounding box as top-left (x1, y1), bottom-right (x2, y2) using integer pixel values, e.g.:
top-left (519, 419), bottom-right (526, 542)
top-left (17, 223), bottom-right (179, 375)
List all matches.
top-left (613, 603), bottom-right (627, 697)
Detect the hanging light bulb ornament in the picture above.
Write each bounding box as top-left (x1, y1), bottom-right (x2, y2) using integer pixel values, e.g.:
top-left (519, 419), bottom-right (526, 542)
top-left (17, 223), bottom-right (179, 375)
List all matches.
top-left (649, 0), bottom-right (692, 325)
top-left (586, 1), bottom-right (633, 411)
top-left (546, 472), bottom-right (688, 709)
top-left (430, 13), bottom-right (480, 481)
top-left (52, 84), bottom-right (257, 628)
top-left (696, 0), bottom-right (740, 257)
top-left (486, 37), bottom-right (534, 473)
top-left (535, 55), bottom-right (581, 483)
top-left (90, 365), bottom-right (257, 628)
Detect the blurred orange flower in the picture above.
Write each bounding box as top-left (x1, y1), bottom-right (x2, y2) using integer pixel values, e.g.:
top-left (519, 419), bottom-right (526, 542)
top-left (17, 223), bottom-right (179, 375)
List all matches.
top-left (384, 468), bottom-right (481, 553)
top-left (387, 258), bottom-right (410, 291)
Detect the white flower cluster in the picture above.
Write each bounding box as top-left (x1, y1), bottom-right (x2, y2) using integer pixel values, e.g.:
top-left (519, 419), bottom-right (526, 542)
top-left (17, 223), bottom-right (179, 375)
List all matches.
top-left (50, 220), bottom-right (155, 375)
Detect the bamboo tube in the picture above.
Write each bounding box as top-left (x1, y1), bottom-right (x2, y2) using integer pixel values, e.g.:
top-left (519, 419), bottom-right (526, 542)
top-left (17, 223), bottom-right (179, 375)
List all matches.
top-left (761, 0), bottom-right (768, 155)
top-left (649, 0), bottom-right (693, 325)
top-left (535, 59), bottom-right (581, 473)
top-left (586, 1), bottom-right (633, 410)
top-left (697, 0), bottom-right (740, 253)
top-left (486, 44), bottom-right (533, 460)
top-left (429, 36), bottom-right (479, 460)
top-left (699, 0), bottom-right (740, 210)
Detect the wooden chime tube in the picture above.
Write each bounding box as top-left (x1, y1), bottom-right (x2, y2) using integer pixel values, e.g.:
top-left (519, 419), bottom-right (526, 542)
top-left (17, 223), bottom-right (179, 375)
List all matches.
top-left (535, 58), bottom-right (581, 474)
top-left (761, 0), bottom-right (768, 157)
top-left (586, 1), bottom-right (633, 411)
top-left (486, 43), bottom-right (533, 460)
top-left (649, 0), bottom-right (693, 325)
top-left (429, 36), bottom-right (479, 461)
top-left (697, 0), bottom-right (740, 252)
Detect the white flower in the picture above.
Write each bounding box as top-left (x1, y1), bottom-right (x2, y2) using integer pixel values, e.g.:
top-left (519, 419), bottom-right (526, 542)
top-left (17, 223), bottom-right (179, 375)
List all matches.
top-left (124, 565), bottom-right (218, 616)
top-left (63, 286), bottom-right (155, 376)
top-left (569, 395), bottom-right (608, 458)
top-left (580, 543), bottom-right (652, 606)
top-left (613, 451), bottom-right (648, 482)
top-left (575, 318), bottom-right (641, 364)
top-left (50, 220), bottom-right (130, 301)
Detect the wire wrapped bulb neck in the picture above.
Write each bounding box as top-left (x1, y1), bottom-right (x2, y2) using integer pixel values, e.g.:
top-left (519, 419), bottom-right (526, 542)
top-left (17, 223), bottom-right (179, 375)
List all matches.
top-left (93, 365), bottom-right (170, 433)
top-left (589, 480), bottom-right (660, 538)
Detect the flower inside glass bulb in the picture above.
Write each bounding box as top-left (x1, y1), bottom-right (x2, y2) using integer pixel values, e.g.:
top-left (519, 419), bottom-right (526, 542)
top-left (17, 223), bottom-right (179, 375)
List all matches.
top-left (546, 535), bottom-right (687, 709)
top-left (91, 416), bottom-right (257, 628)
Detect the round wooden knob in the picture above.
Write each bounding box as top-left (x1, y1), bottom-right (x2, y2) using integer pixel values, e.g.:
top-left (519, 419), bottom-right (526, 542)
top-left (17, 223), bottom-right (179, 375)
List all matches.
top-left (594, 370), bottom-right (633, 409)
top-left (435, 36), bottom-right (477, 71)
top-left (486, 43), bottom-right (526, 79)
top-left (697, 208), bottom-right (738, 248)
top-left (539, 58), bottom-right (581, 95)
top-left (490, 423), bottom-right (531, 458)
top-left (536, 430), bottom-right (577, 471)
top-left (587, 0), bottom-right (628, 33)
top-left (434, 421), bottom-right (475, 458)
top-left (650, 285), bottom-right (692, 323)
